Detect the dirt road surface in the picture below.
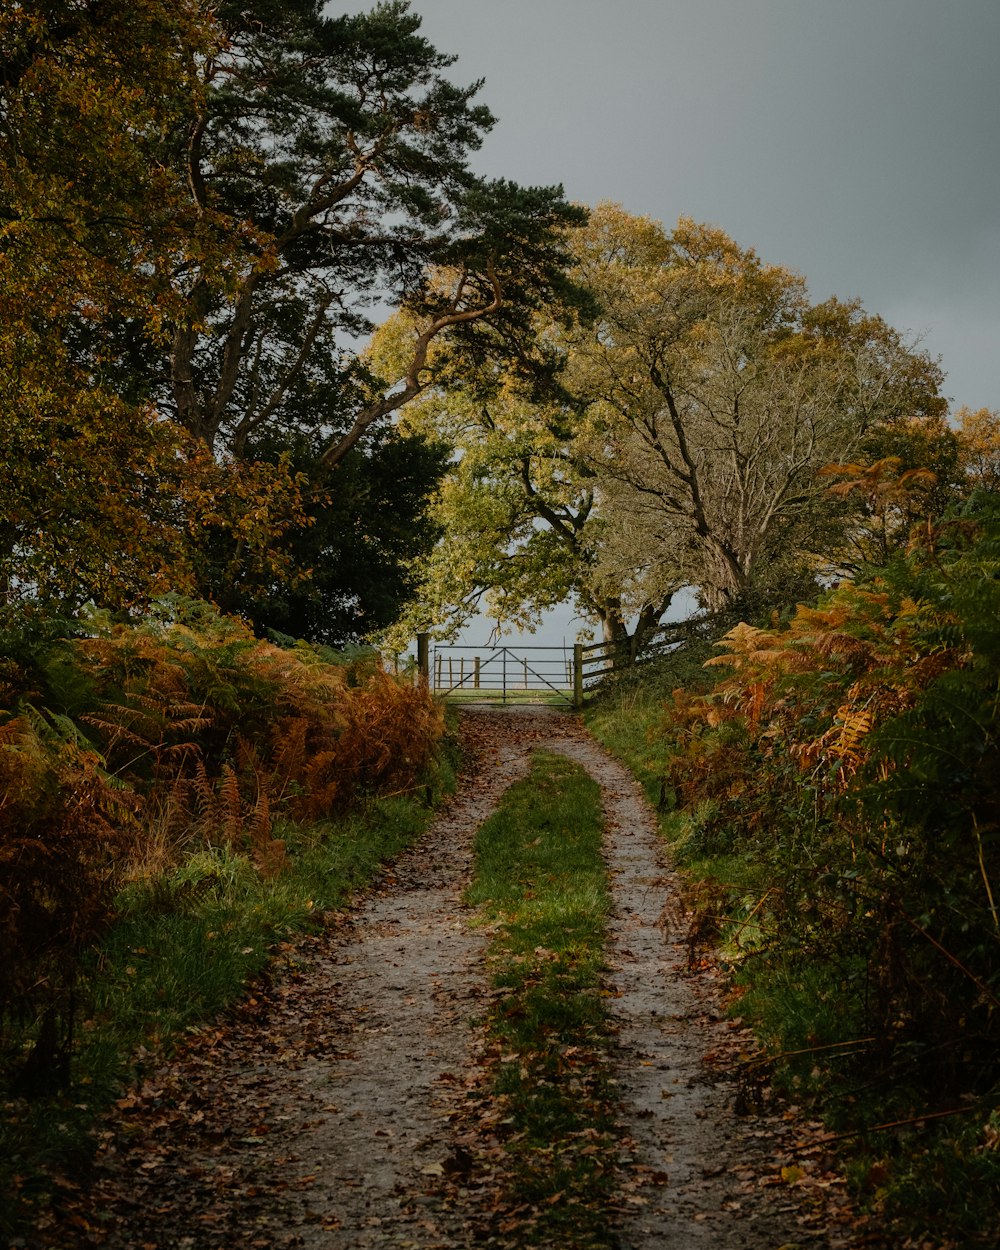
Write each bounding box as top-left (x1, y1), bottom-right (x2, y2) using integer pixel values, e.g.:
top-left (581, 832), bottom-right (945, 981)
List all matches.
top-left (31, 707), bottom-right (857, 1249)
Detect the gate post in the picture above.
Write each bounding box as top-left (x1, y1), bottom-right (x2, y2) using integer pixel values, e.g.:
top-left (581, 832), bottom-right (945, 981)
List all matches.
top-left (573, 643), bottom-right (584, 710)
top-left (417, 632), bottom-right (430, 687)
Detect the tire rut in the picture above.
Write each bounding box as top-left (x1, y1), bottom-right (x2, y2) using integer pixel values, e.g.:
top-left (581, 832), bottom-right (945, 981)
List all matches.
top-left (550, 734), bottom-right (810, 1248)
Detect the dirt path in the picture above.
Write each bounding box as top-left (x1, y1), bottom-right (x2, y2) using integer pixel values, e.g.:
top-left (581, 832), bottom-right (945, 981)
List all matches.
top-left (37, 707), bottom-right (854, 1248)
top-left (551, 733), bottom-right (837, 1247)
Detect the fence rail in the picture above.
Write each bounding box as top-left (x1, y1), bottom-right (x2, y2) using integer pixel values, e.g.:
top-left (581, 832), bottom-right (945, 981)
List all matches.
top-left (416, 618), bottom-right (709, 707)
top-left (425, 642), bottom-right (581, 706)
top-left (577, 621), bottom-right (697, 681)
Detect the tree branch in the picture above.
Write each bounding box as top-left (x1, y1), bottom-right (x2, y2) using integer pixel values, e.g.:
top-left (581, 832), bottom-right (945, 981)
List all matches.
top-left (320, 265), bottom-right (503, 469)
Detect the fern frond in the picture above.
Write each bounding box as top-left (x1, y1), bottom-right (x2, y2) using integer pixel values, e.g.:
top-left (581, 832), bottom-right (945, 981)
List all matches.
top-left (218, 765), bottom-right (243, 848)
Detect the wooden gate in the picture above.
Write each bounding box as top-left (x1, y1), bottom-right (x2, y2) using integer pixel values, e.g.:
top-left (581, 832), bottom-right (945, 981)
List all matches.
top-left (415, 626), bottom-right (698, 707)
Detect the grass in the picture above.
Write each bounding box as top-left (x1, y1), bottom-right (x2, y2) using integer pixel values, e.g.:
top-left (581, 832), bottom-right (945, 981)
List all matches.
top-left (584, 684), bottom-right (668, 808)
top-left (465, 750), bottom-right (618, 1249)
top-left (582, 640), bottom-right (714, 808)
top-left (438, 686), bottom-right (574, 707)
top-left (0, 769), bottom-right (454, 1242)
top-left (584, 646), bottom-right (1000, 1248)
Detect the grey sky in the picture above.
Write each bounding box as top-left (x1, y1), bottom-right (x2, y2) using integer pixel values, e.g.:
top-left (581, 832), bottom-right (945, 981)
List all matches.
top-left (336, 0), bottom-right (999, 643)
top-left (343, 0), bottom-right (999, 412)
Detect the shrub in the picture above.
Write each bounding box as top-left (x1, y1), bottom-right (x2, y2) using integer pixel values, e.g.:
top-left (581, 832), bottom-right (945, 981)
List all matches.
top-left (0, 711), bottom-right (135, 1091)
top-left (631, 499), bottom-right (997, 1103)
top-left (0, 598), bottom-right (443, 1090)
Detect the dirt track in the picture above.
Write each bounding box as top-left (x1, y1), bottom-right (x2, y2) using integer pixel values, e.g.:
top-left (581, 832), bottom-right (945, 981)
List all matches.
top-left (32, 707), bottom-right (855, 1248)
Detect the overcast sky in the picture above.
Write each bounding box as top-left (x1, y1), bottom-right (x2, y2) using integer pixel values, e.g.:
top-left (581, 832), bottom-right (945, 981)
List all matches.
top-left (338, 0), bottom-right (1000, 643)
top-left (351, 0), bottom-right (999, 412)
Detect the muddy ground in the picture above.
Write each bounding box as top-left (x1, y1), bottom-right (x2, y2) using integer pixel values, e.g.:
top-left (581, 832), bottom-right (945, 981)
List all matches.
top-left (29, 707), bottom-right (863, 1249)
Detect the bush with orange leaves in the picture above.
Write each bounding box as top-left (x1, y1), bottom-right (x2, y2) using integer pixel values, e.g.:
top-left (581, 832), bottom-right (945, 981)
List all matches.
top-left (0, 598), bottom-right (442, 1085)
top-left (59, 600), bottom-right (443, 850)
top-left (0, 708), bottom-right (141, 1091)
top-left (653, 495), bottom-right (1000, 1107)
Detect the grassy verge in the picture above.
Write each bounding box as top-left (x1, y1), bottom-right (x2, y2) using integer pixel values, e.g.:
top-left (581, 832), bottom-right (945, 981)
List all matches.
top-left (465, 750), bottom-right (618, 1249)
top-left (440, 688), bottom-right (573, 707)
top-left (583, 637), bottom-right (713, 782)
top-left (1, 751), bottom-right (456, 1241)
top-left (585, 652), bottom-right (1000, 1248)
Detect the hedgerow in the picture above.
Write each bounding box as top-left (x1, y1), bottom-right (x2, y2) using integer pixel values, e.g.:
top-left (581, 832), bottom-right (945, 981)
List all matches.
top-left (641, 494), bottom-right (1000, 1242)
top-left (0, 598), bottom-right (442, 1092)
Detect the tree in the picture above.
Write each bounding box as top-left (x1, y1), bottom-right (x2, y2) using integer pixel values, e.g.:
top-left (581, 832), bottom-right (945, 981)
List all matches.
top-left (1, 1), bottom-right (583, 638)
top-left (954, 406), bottom-right (1000, 493)
top-left (568, 205), bottom-right (947, 612)
top-left (385, 340), bottom-right (671, 648)
top-left (139, 0), bottom-right (583, 471)
top-left (819, 405), bottom-right (1000, 576)
top-left (0, 0), bottom-right (258, 612)
top-left (207, 420), bottom-right (450, 646)
top-left (400, 386), bottom-right (604, 635)
top-left (393, 204), bottom-right (948, 645)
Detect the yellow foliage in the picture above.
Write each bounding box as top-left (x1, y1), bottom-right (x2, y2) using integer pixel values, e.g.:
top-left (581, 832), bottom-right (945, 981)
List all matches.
top-left (956, 406), bottom-right (1000, 492)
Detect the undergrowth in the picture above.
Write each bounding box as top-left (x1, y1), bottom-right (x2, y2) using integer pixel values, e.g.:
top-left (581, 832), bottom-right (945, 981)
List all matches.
top-left (585, 499), bottom-right (1000, 1248)
top-left (0, 789), bottom-right (451, 1241)
top-left (465, 750), bottom-right (617, 1249)
top-left (0, 599), bottom-right (454, 1242)
top-left (0, 597), bottom-right (443, 1075)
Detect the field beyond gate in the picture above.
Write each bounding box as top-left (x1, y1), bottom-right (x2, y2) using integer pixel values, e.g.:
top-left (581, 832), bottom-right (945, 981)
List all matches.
top-left (430, 643), bottom-right (578, 706)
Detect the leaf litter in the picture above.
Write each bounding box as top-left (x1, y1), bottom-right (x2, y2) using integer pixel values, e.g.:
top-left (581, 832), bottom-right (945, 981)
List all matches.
top-left (29, 706), bottom-right (874, 1249)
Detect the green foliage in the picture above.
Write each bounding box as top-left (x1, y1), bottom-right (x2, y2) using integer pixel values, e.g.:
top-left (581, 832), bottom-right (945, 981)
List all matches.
top-left (584, 634), bottom-right (719, 808)
top-left (588, 494), bottom-right (1000, 1246)
top-left (398, 203), bottom-right (946, 643)
top-left (0, 598), bottom-right (443, 1107)
top-left (0, 0), bottom-right (229, 610)
top-left (209, 424), bottom-right (450, 646)
top-left (1, 791), bottom-right (435, 1242)
top-left (1, 0), bottom-right (583, 639)
top-left (122, 0), bottom-right (587, 477)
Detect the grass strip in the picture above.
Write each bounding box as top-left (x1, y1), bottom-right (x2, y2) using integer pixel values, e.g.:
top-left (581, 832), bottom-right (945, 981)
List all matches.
top-left (1, 769), bottom-right (453, 1241)
top-left (466, 750), bottom-right (618, 1249)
